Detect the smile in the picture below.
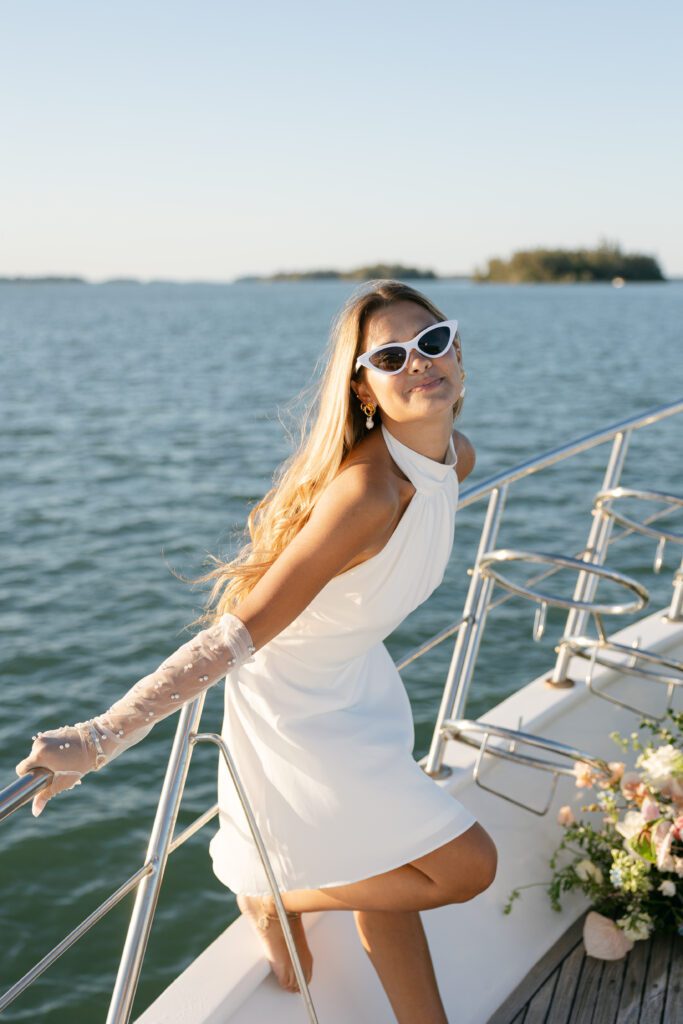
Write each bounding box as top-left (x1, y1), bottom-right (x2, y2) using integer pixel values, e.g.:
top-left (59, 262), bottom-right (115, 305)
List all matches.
top-left (410, 376), bottom-right (444, 393)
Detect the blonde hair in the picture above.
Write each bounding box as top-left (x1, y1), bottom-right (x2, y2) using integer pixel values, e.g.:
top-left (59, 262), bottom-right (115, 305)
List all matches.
top-left (185, 279), bottom-right (464, 629)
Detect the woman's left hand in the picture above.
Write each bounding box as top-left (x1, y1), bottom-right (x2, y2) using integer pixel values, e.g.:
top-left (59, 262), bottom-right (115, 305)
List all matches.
top-left (15, 724), bottom-right (94, 817)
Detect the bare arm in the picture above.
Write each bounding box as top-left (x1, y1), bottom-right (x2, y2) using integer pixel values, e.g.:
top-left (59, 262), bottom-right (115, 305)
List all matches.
top-left (15, 464), bottom-right (395, 816)
top-left (453, 429), bottom-right (476, 483)
top-left (232, 463), bottom-right (399, 650)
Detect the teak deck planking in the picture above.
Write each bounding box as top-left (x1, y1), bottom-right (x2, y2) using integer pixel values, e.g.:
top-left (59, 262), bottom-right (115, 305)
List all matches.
top-left (487, 909), bottom-right (683, 1024)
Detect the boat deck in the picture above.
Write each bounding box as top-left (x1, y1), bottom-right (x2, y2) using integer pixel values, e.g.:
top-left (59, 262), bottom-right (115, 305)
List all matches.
top-left (487, 909), bottom-right (683, 1024)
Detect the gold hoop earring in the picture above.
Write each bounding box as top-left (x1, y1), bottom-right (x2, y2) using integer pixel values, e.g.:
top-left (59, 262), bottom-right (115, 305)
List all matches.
top-left (359, 400), bottom-right (376, 429)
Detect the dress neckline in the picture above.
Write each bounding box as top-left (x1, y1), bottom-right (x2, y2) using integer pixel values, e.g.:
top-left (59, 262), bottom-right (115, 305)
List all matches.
top-left (380, 422), bottom-right (458, 495)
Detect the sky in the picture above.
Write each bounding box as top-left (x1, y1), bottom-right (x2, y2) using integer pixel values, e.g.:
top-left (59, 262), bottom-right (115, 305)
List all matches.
top-left (2, 1), bottom-right (682, 280)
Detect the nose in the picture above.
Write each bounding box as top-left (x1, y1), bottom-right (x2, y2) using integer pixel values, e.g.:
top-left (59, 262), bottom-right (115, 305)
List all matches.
top-left (406, 348), bottom-right (432, 373)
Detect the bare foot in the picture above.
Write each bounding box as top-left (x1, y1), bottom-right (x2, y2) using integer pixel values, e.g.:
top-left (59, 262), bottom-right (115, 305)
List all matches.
top-left (236, 892), bottom-right (314, 993)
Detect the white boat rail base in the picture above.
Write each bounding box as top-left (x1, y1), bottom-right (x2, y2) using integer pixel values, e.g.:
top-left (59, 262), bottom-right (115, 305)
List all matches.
top-left (2, 397), bottom-right (682, 1023)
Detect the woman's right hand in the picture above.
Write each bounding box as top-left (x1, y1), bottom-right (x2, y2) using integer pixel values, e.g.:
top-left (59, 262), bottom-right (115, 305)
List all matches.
top-left (15, 723), bottom-right (95, 817)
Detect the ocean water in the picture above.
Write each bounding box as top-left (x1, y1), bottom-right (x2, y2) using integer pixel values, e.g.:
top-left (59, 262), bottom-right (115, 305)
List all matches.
top-left (1, 280), bottom-right (682, 1020)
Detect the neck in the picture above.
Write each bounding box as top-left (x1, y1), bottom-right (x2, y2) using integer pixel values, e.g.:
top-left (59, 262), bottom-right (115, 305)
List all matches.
top-left (381, 416), bottom-right (454, 464)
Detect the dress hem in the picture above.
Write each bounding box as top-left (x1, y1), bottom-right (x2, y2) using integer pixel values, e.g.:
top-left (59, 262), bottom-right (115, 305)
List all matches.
top-left (211, 804), bottom-right (478, 898)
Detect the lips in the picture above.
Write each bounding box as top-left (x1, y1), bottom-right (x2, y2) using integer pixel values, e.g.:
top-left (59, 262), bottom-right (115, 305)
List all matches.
top-left (409, 376), bottom-right (444, 393)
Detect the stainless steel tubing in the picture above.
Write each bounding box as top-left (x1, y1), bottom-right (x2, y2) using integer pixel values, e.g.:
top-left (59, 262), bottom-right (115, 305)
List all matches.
top-left (670, 560), bottom-right (683, 621)
top-left (424, 484), bottom-right (508, 778)
top-left (0, 862), bottom-right (155, 1013)
top-left (441, 718), bottom-right (612, 815)
top-left (0, 766), bottom-right (53, 823)
top-left (192, 732), bottom-right (319, 1024)
top-left (457, 400), bottom-right (683, 513)
top-left (550, 429), bottom-right (631, 683)
top-left (106, 695), bottom-right (207, 1024)
top-left (593, 487), bottom-right (683, 544)
top-left (477, 548), bottom-right (650, 616)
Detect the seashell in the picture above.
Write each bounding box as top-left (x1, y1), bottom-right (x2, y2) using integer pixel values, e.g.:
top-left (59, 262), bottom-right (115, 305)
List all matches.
top-left (583, 910), bottom-right (634, 960)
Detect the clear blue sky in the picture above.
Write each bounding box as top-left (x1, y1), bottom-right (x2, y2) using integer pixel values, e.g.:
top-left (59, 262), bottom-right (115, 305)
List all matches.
top-left (2, 1), bottom-right (682, 280)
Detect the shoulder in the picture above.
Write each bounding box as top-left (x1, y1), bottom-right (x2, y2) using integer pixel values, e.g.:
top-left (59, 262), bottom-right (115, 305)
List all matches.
top-left (311, 457), bottom-right (399, 532)
top-left (452, 428), bottom-right (476, 482)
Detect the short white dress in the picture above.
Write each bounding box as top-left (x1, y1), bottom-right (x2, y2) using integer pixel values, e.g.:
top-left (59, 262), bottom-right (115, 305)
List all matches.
top-left (208, 421), bottom-right (478, 896)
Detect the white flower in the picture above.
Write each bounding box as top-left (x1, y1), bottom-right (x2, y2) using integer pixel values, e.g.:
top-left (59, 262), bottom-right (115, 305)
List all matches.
top-left (616, 912), bottom-right (654, 942)
top-left (658, 879), bottom-right (676, 897)
top-left (614, 809), bottom-right (655, 864)
top-left (575, 859), bottom-right (603, 884)
top-left (615, 810), bottom-right (646, 842)
top-left (637, 744), bottom-right (683, 786)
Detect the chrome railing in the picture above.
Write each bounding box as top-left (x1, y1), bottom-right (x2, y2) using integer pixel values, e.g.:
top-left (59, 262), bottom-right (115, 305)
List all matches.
top-left (2, 397), bottom-right (682, 1022)
top-left (424, 397), bottom-right (683, 776)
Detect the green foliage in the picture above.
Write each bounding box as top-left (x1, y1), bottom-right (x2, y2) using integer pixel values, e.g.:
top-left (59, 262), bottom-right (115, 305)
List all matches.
top-left (473, 240), bottom-right (665, 283)
top-left (502, 709), bottom-right (683, 940)
top-left (345, 263), bottom-right (437, 281)
top-left (265, 263), bottom-right (437, 282)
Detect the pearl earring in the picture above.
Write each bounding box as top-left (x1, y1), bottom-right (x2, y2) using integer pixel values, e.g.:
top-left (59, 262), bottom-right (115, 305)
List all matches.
top-left (359, 400), bottom-right (376, 429)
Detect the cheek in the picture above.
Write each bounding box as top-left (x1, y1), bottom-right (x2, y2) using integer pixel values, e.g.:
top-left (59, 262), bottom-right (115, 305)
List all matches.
top-left (441, 350), bottom-right (460, 377)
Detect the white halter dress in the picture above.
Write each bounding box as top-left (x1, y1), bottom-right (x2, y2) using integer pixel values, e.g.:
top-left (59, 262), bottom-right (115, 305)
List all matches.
top-left (208, 422), bottom-right (477, 896)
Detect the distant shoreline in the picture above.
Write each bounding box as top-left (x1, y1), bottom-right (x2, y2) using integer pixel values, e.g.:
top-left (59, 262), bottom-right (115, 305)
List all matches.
top-left (1, 275), bottom-right (678, 286)
top-left (0, 267), bottom-right (470, 286)
top-left (0, 248), bottom-right (677, 287)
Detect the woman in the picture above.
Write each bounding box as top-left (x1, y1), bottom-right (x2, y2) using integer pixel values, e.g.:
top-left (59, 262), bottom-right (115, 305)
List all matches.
top-left (16, 280), bottom-right (498, 1024)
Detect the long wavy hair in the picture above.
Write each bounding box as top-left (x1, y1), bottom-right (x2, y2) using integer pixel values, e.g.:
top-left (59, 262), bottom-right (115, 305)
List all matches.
top-left (185, 279), bottom-right (464, 629)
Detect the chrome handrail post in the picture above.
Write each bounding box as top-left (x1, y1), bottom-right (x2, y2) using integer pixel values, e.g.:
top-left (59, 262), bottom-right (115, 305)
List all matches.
top-left (106, 694), bottom-right (206, 1024)
top-left (668, 558), bottom-right (683, 621)
top-left (424, 484), bottom-right (508, 777)
top-left (192, 733), bottom-right (319, 1022)
top-left (550, 429), bottom-right (631, 684)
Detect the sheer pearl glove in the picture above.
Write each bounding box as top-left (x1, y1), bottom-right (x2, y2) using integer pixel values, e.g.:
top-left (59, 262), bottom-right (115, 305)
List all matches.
top-left (15, 612), bottom-right (255, 817)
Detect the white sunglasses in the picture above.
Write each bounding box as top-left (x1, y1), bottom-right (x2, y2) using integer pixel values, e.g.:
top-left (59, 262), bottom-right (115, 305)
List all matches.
top-left (354, 319), bottom-right (459, 376)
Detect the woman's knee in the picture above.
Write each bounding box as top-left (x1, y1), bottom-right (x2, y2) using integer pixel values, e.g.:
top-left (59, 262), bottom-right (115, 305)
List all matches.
top-left (474, 829), bottom-right (498, 892)
top-left (454, 834), bottom-right (497, 902)
top-left (415, 822), bottom-right (498, 904)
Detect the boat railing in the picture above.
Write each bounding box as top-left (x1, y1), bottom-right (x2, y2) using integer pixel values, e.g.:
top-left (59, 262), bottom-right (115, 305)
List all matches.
top-left (423, 397), bottom-right (683, 778)
top-left (2, 396), bottom-right (682, 1023)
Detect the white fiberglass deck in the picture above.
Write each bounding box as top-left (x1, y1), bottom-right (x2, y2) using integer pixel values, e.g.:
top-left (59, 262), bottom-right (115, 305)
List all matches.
top-left (134, 607), bottom-right (683, 1024)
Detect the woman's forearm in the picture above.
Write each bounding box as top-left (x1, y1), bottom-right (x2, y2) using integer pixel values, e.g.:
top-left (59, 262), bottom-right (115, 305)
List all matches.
top-left (15, 612), bottom-right (255, 816)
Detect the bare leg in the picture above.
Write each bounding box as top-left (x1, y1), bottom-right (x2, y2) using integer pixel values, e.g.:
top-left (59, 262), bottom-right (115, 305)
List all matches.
top-left (354, 909), bottom-right (448, 1024)
top-left (237, 824), bottom-right (496, 995)
top-left (274, 822), bottom-right (495, 914)
top-left (236, 893), bottom-right (313, 993)
top-left (235, 859), bottom-right (439, 996)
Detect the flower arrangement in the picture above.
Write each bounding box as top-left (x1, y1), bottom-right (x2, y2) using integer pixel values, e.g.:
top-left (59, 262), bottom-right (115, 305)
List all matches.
top-left (503, 708), bottom-right (683, 960)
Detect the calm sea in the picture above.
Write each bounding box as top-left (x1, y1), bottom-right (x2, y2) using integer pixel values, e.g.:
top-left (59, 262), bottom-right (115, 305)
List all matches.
top-left (2, 280), bottom-right (682, 1020)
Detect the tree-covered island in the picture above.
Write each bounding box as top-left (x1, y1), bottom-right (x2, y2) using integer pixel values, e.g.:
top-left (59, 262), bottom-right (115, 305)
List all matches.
top-left (473, 242), bottom-right (664, 283)
top-left (234, 262), bottom-right (439, 283)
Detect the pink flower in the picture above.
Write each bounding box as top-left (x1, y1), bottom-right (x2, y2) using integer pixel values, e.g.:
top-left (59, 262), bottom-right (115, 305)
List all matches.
top-left (620, 770), bottom-right (642, 800)
top-left (557, 805), bottom-right (575, 826)
top-left (636, 784), bottom-right (650, 804)
top-left (673, 778), bottom-right (683, 809)
top-left (671, 815), bottom-right (683, 841)
top-left (574, 761), bottom-right (601, 788)
top-left (597, 761), bottom-right (626, 788)
top-left (620, 771), bottom-right (649, 805)
top-left (641, 798), bottom-right (661, 822)
top-left (653, 821), bottom-right (675, 872)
